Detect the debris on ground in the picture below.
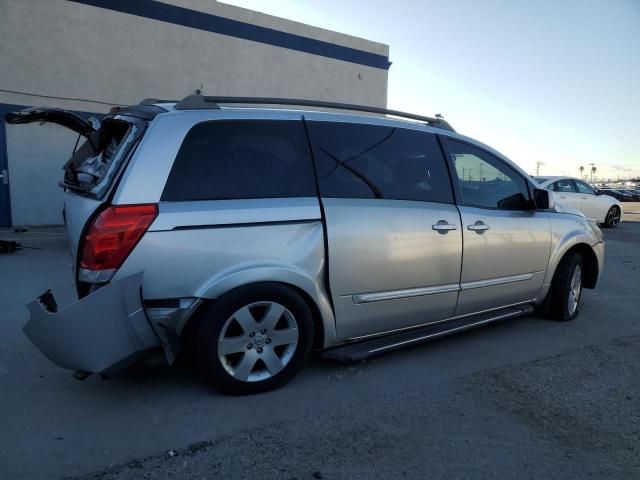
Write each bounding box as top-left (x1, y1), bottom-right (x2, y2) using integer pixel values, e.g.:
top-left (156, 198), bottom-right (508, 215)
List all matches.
top-left (0, 239), bottom-right (40, 253)
top-left (0, 240), bottom-right (21, 254)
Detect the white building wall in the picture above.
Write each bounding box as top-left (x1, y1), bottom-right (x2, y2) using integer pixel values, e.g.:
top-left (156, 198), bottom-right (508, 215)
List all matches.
top-left (5, 124), bottom-right (79, 226)
top-left (0, 0), bottom-right (389, 226)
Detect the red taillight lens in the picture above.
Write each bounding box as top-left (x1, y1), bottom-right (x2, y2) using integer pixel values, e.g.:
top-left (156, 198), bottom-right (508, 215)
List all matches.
top-left (80, 204), bottom-right (158, 271)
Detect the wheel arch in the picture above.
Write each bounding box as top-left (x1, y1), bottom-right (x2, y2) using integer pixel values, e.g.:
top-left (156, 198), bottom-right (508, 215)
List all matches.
top-left (562, 243), bottom-right (599, 289)
top-left (602, 203), bottom-right (622, 227)
top-left (179, 266), bottom-right (336, 349)
top-left (536, 223), bottom-right (602, 306)
top-left (287, 284), bottom-right (326, 352)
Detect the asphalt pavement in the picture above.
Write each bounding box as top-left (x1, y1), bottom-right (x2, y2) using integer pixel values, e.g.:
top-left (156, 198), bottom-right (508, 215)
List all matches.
top-left (1, 205), bottom-right (639, 480)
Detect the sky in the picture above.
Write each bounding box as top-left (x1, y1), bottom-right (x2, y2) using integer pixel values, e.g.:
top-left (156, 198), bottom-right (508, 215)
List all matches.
top-left (221, 0), bottom-right (639, 180)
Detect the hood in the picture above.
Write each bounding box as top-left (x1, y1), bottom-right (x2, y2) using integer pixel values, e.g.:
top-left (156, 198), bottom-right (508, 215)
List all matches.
top-left (554, 202), bottom-right (586, 218)
top-left (4, 107), bottom-right (98, 137)
top-left (600, 192), bottom-right (623, 206)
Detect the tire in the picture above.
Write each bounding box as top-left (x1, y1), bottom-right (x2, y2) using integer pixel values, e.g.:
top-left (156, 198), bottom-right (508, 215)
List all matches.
top-left (602, 205), bottom-right (621, 228)
top-left (546, 252), bottom-right (584, 321)
top-left (194, 283), bottom-right (314, 395)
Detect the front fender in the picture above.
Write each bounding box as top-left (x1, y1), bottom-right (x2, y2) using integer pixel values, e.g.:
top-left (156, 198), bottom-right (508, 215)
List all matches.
top-left (535, 216), bottom-right (602, 303)
top-left (192, 264), bottom-right (337, 348)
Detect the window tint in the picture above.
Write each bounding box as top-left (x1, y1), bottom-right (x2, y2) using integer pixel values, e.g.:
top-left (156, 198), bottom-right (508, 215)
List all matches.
top-left (307, 122), bottom-right (453, 203)
top-left (447, 139), bottom-right (531, 210)
top-left (575, 180), bottom-right (595, 194)
top-left (551, 179), bottom-right (577, 193)
top-left (162, 120), bottom-right (316, 201)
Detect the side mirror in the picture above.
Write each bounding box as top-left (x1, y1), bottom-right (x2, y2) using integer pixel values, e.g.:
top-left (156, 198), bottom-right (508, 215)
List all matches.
top-left (534, 189), bottom-right (555, 210)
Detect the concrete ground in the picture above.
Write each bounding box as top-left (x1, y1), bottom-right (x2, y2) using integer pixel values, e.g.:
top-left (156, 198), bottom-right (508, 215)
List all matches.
top-left (1, 204), bottom-right (639, 480)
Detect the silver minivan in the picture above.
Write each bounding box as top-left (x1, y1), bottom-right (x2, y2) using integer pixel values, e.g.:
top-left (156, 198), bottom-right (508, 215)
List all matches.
top-left (7, 96), bottom-right (605, 394)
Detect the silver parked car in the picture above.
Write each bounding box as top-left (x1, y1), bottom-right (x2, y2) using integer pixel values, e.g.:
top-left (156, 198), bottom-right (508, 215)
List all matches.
top-left (6, 97), bottom-right (605, 394)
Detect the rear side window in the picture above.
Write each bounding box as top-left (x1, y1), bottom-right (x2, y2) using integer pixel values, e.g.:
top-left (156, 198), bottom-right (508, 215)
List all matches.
top-left (550, 179), bottom-right (577, 193)
top-left (162, 120), bottom-right (316, 201)
top-left (306, 122), bottom-right (454, 204)
top-left (574, 180), bottom-right (595, 194)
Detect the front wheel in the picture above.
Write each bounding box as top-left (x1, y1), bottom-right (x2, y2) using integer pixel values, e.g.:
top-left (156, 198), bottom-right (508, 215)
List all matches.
top-left (194, 283), bottom-right (313, 395)
top-left (546, 252), bottom-right (583, 321)
top-left (602, 205), bottom-right (621, 228)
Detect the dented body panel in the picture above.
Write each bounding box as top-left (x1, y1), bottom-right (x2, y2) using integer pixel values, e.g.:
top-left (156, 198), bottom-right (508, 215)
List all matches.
top-left (23, 273), bottom-right (160, 375)
top-left (115, 198), bottom-right (336, 350)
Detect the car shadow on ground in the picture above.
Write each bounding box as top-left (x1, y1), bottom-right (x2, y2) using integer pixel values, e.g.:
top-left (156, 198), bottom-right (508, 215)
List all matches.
top-left (106, 312), bottom-right (548, 397)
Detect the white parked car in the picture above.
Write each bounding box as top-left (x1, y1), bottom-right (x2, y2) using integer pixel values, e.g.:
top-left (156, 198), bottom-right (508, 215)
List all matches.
top-left (534, 176), bottom-right (623, 228)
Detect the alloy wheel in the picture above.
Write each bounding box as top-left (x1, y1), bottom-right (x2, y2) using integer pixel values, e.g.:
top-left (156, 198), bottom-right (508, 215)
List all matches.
top-left (217, 301), bottom-right (299, 382)
top-left (606, 206), bottom-right (620, 227)
top-left (567, 264), bottom-right (582, 316)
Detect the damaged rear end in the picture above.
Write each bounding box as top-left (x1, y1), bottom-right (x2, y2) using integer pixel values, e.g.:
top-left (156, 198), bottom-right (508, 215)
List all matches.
top-left (25, 273), bottom-right (159, 377)
top-left (6, 104), bottom-right (167, 378)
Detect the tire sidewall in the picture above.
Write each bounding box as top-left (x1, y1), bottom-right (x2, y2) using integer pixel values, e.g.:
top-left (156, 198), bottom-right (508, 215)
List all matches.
top-left (552, 253), bottom-right (583, 321)
top-left (195, 283), bottom-right (314, 395)
top-left (603, 206), bottom-right (620, 228)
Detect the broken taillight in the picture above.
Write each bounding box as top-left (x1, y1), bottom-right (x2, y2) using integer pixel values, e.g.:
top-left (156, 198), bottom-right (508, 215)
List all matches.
top-left (80, 204), bottom-right (158, 271)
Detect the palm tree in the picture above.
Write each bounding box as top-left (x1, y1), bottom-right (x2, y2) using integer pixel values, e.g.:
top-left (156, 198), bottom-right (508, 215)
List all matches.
top-left (591, 166), bottom-right (597, 182)
top-left (579, 165), bottom-right (584, 178)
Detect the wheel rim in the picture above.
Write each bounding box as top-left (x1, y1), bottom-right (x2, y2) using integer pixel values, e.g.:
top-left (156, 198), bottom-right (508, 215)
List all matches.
top-left (218, 301), bottom-right (299, 382)
top-left (568, 264), bottom-right (582, 315)
top-left (606, 207), bottom-right (620, 227)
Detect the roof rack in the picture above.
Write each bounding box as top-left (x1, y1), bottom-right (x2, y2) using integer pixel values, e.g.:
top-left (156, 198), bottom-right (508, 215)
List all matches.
top-left (173, 95), bottom-right (455, 131)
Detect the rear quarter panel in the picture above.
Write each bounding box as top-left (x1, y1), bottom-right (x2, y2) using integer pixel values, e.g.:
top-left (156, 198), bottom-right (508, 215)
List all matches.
top-left (113, 198), bottom-right (336, 347)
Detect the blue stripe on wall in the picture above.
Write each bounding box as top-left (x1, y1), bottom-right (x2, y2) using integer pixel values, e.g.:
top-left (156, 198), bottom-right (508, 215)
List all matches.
top-left (68, 0), bottom-right (391, 70)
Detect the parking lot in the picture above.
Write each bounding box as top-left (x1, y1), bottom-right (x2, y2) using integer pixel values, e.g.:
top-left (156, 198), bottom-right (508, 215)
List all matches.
top-left (1, 205), bottom-right (639, 480)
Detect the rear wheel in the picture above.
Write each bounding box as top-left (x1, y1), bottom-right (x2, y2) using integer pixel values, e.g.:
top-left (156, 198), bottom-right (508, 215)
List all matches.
top-left (194, 283), bottom-right (313, 395)
top-left (602, 205), bottom-right (621, 228)
top-left (546, 252), bottom-right (583, 321)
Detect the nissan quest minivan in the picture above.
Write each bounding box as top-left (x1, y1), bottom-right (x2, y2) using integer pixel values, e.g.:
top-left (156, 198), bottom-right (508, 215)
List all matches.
top-left (6, 96), bottom-right (605, 395)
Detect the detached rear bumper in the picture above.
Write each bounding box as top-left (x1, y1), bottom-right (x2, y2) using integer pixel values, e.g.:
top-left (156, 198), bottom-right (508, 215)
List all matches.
top-left (23, 272), bottom-right (161, 376)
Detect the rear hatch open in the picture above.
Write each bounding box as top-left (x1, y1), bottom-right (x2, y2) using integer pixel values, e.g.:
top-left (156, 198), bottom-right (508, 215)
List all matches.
top-left (7, 105), bottom-right (169, 377)
top-left (5, 106), bottom-right (154, 264)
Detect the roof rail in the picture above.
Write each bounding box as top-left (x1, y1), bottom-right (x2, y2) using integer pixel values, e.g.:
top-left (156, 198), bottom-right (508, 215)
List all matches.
top-left (173, 95), bottom-right (455, 131)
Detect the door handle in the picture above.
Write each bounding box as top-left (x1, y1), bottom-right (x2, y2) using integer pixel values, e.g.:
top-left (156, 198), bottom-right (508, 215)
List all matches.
top-left (559, 195), bottom-right (567, 199)
top-left (467, 221), bottom-right (490, 233)
top-left (432, 220), bottom-right (457, 233)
